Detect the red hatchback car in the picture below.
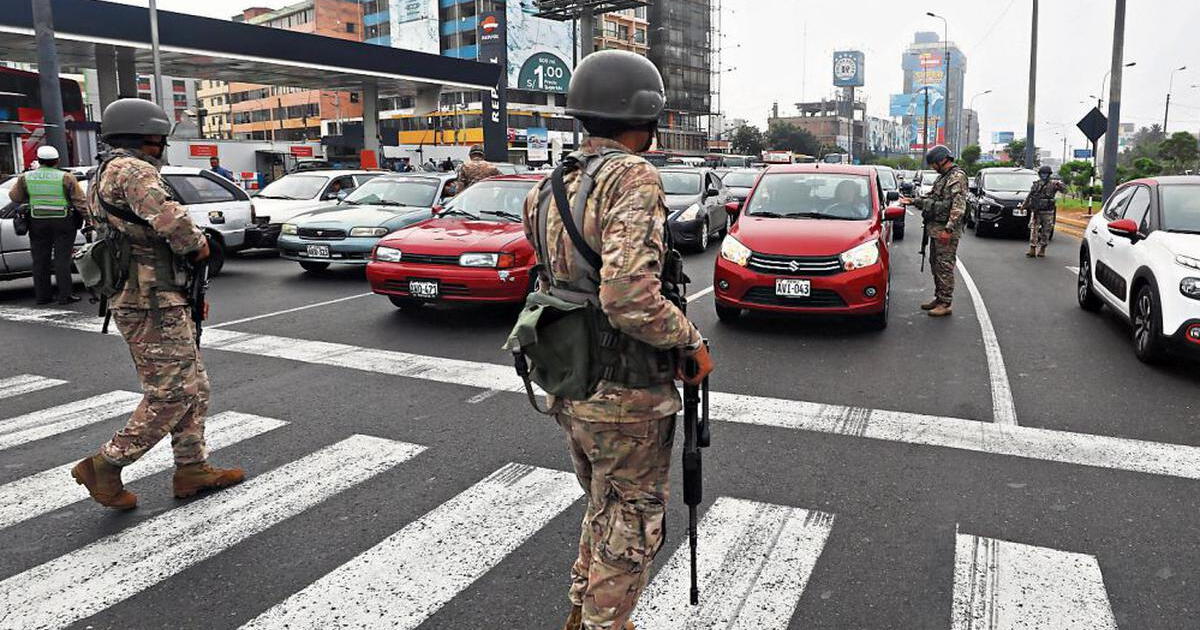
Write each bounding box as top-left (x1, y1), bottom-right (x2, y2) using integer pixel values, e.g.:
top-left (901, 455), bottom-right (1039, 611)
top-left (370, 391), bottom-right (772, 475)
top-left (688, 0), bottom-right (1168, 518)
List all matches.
top-left (366, 174), bottom-right (544, 308)
top-left (713, 164), bottom-right (906, 329)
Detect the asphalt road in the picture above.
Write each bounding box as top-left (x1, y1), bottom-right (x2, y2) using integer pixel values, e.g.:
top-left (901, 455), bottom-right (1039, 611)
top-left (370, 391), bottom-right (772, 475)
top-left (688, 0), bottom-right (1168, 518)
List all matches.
top-left (0, 223), bottom-right (1197, 630)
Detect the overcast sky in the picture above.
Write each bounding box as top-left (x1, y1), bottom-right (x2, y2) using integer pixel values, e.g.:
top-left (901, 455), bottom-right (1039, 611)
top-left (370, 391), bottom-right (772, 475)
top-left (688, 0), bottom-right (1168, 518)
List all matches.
top-left (112, 0), bottom-right (1200, 154)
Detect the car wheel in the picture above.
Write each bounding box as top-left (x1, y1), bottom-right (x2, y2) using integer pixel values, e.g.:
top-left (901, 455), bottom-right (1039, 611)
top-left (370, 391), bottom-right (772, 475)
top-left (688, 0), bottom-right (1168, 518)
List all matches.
top-left (976, 219), bottom-right (990, 238)
top-left (388, 295), bottom-right (421, 309)
top-left (715, 302), bottom-right (741, 323)
top-left (299, 261), bottom-right (329, 273)
top-left (1077, 251), bottom-right (1103, 312)
top-left (894, 221), bottom-right (905, 241)
top-left (718, 212), bottom-right (731, 238)
top-left (1132, 282), bottom-right (1167, 364)
top-left (696, 219), bottom-right (710, 252)
top-left (205, 233), bottom-right (226, 277)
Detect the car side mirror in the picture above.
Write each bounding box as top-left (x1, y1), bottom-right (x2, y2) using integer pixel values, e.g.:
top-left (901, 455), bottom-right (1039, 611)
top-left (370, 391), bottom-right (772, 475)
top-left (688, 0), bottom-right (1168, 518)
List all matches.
top-left (724, 201), bottom-right (742, 215)
top-left (886, 191), bottom-right (900, 202)
top-left (704, 186), bottom-right (720, 198)
top-left (884, 206), bottom-right (906, 221)
top-left (431, 204), bottom-right (444, 216)
top-left (969, 184), bottom-right (979, 194)
top-left (899, 182), bottom-right (915, 196)
top-left (1107, 218), bottom-right (1140, 242)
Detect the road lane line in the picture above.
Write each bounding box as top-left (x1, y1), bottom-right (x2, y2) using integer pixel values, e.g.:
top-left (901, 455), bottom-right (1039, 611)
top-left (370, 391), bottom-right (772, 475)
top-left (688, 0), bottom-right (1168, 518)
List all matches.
top-left (0, 412), bottom-right (287, 530)
top-left (9, 307), bottom-right (1200, 481)
top-left (0, 391), bottom-right (141, 451)
top-left (686, 285), bottom-right (715, 302)
top-left (0, 434), bottom-right (425, 630)
top-left (956, 259), bottom-right (1018, 425)
top-left (632, 497), bottom-right (834, 629)
top-left (952, 530), bottom-right (1117, 630)
top-left (1066, 265), bottom-right (1080, 276)
top-left (0, 375), bottom-right (66, 400)
top-left (241, 463), bottom-right (581, 630)
top-left (465, 389), bottom-right (501, 404)
top-left (209, 292), bottom-right (374, 329)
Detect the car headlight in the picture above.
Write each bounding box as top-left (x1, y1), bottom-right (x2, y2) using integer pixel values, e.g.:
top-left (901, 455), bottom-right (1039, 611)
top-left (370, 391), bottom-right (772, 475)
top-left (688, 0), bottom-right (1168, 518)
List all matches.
top-left (720, 235), bottom-right (752, 267)
top-left (675, 203), bottom-right (702, 221)
top-left (350, 226), bottom-right (389, 237)
top-left (840, 240), bottom-right (880, 271)
top-left (281, 223), bottom-right (297, 236)
top-left (459, 252), bottom-right (517, 268)
top-left (373, 246), bottom-right (402, 262)
top-left (1177, 254), bottom-right (1200, 271)
top-left (1181, 277), bottom-right (1200, 300)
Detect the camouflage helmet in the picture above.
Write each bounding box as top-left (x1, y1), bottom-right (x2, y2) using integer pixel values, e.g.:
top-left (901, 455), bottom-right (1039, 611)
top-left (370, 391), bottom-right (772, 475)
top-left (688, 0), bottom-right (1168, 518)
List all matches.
top-left (1038, 165), bottom-right (1053, 176)
top-left (100, 98), bottom-right (173, 139)
top-left (566, 50), bottom-right (665, 124)
top-left (924, 144), bottom-right (953, 166)
top-left (468, 144), bottom-right (485, 157)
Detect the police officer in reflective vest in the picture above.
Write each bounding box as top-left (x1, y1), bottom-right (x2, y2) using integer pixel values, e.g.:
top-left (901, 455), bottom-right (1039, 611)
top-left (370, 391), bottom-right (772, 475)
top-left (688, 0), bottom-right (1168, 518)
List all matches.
top-left (519, 50), bottom-right (714, 630)
top-left (1021, 165), bottom-right (1066, 258)
top-left (7, 145), bottom-right (87, 304)
top-left (70, 98), bottom-right (244, 511)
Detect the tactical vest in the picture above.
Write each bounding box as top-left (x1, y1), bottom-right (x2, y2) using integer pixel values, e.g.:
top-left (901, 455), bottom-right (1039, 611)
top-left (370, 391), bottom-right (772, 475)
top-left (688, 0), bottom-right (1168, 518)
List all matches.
top-left (924, 166), bottom-right (965, 224)
top-left (24, 167), bottom-right (70, 219)
top-left (505, 149), bottom-right (679, 411)
top-left (1030, 180), bottom-right (1057, 212)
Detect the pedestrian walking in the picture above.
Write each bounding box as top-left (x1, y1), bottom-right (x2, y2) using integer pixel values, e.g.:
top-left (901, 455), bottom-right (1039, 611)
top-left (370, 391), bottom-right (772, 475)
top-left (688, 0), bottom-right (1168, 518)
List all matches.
top-left (7, 145), bottom-right (87, 304)
top-left (1022, 165), bottom-right (1067, 258)
top-left (899, 144), bottom-right (968, 317)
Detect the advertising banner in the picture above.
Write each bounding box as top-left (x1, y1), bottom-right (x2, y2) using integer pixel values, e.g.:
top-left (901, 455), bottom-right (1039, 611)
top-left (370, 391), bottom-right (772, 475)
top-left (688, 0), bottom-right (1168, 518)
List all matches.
top-left (832, 51), bottom-right (865, 88)
top-left (508, 0), bottom-right (573, 93)
top-left (391, 0), bottom-right (438, 54)
top-left (188, 144), bottom-right (218, 158)
top-left (890, 94), bottom-right (913, 117)
top-left (992, 131), bottom-right (1015, 144)
top-left (526, 127), bottom-right (549, 162)
top-left (479, 10), bottom-right (509, 162)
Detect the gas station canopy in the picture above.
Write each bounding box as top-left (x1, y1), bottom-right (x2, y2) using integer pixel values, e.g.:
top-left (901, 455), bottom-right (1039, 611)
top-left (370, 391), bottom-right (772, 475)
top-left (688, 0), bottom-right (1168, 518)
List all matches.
top-left (0, 0), bottom-right (502, 95)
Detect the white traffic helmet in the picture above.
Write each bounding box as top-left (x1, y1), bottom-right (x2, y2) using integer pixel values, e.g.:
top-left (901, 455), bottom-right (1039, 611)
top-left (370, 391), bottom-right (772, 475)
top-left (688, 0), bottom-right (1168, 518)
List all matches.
top-left (36, 145), bottom-right (59, 161)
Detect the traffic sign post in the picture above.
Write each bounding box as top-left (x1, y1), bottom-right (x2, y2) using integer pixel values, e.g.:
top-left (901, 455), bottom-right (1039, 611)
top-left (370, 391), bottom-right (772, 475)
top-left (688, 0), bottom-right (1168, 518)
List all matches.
top-left (1077, 108), bottom-right (1108, 215)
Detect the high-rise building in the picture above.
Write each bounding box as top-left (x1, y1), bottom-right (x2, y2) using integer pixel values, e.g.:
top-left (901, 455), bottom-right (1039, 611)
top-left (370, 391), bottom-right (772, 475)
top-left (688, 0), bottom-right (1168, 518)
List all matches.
top-left (897, 31), bottom-right (966, 155)
top-left (648, 0), bottom-right (711, 153)
top-left (962, 108), bottom-right (979, 149)
top-left (197, 80), bottom-right (232, 139)
top-left (594, 6), bottom-right (650, 54)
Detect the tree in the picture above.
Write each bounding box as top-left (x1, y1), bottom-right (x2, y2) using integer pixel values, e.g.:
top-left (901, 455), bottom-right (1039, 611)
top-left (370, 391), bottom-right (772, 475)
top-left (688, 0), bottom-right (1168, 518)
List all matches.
top-left (730, 124), bottom-right (766, 157)
top-left (766, 121), bottom-right (822, 157)
top-left (1005, 139), bottom-right (1040, 167)
top-left (1132, 157), bottom-right (1163, 179)
top-left (1059, 160), bottom-right (1095, 195)
top-left (960, 144), bottom-right (982, 175)
top-left (1159, 131), bottom-right (1199, 174)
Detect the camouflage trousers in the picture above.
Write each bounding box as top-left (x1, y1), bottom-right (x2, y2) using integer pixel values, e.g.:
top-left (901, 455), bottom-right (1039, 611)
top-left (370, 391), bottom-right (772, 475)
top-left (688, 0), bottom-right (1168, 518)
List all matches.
top-left (929, 228), bottom-right (961, 306)
top-left (101, 306), bottom-right (210, 467)
top-left (1029, 211), bottom-right (1055, 248)
top-left (557, 413), bottom-right (674, 630)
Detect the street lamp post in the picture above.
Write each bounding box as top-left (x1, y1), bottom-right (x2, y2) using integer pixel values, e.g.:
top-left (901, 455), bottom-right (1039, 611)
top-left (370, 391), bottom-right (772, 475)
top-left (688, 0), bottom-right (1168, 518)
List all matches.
top-left (1164, 65), bottom-right (1187, 133)
top-left (1099, 61), bottom-right (1135, 109)
top-left (962, 89), bottom-right (991, 151)
top-left (927, 12), bottom-right (950, 152)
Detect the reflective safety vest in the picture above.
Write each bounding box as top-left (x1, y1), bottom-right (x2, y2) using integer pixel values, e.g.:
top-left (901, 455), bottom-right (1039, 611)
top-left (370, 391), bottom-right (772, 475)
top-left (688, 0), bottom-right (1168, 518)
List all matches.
top-left (24, 167), bottom-right (70, 219)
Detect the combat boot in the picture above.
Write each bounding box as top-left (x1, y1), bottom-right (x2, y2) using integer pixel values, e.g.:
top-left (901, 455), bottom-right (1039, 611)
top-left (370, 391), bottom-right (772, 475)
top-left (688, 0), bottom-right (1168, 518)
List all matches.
top-left (561, 605), bottom-right (582, 630)
top-left (920, 299), bottom-right (941, 311)
top-left (928, 304), bottom-right (953, 317)
top-left (1036, 246), bottom-right (1046, 258)
top-left (71, 454), bottom-right (137, 510)
top-left (1026, 246), bottom-right (1037, 258)
top-left (172, 462), bottom-right (245, 499)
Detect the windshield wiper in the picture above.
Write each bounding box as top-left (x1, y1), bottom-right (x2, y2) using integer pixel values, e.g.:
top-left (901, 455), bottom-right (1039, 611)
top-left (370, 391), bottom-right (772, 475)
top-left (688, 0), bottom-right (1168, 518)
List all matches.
top-left (440, 208), bottom-right (480, 220)
top-left (786, 212), bottom-right (845, 220)
top-left (748, 211), bottom-right (786, 218)
top-left (255, 194), bottom-right (293, 200)
top-left (480, 210), bottom-right (522, 222)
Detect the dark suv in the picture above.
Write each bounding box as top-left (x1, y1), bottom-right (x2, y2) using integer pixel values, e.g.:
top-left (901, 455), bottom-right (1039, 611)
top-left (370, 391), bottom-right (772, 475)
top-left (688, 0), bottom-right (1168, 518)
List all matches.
top-left (967, 167), bottom-right (1039, 237)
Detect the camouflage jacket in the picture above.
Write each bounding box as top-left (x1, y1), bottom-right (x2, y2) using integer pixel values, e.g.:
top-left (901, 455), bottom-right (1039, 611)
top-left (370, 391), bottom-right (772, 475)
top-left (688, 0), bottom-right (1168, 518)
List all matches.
top-left (456, 158), bottom-right (501, 191)
top-left (88, 149), bottom-right (206, 310)
top-left (918, 165), bottom-right (969, 231)
top-left (1022, 179), bottom-right (1066, 212)
top-left (522, 137), bottom-right (702, 423)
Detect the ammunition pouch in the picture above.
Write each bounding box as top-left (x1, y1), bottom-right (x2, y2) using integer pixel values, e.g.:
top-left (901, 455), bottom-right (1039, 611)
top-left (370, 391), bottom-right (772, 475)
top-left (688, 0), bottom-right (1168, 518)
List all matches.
top-left (930, 199), bottom-right (953, 223)
top-left (1033, 195), bottom-right (1056, 212)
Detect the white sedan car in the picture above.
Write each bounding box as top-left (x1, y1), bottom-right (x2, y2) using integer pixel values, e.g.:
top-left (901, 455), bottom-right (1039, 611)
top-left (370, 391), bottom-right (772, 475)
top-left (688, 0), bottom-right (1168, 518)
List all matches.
top-left (1078, 176), bottom-right (1200, 362)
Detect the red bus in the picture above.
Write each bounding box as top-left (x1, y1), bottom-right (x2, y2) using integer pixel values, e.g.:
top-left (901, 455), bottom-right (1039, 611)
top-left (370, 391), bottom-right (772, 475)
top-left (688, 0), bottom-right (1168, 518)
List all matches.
top-left (0, 66), bottom-right (86, 172)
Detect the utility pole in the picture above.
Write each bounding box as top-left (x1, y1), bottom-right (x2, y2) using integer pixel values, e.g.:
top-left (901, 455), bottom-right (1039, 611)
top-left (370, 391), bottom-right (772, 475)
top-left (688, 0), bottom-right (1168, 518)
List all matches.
top-left (1164, 65), bottom-right (1187, 133)
top-left (1025, 0), bottom-right (1038, 168)
top-left (1102, 0), bottom-right (1127, 201)
top-left (149, 0), bottom-right (166, 111)
top-left (31, 0), bottom-right (69, 165)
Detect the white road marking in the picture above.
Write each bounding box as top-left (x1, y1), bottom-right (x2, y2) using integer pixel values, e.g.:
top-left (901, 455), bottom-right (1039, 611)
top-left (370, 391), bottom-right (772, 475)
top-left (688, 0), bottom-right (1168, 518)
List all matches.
top-left (0, 391), bottom-right (141, 451)
top-left (633, 497), bottom-right (834, 629)
top-left (956, 259), bottom-right (1018, 425)
top-left (0, 412), bottom-right (286, 530)
top-left (9, 307), bottom-right (1200, 481)
top-left (952, 530), bottom-right (1117, 630)
top-left (241, 463), bottom-right (581, 630)
top-left (208, 292), bottom-right (374, 329)
top-left (1066, 265), bottom-right (1080, 276)
top-left (0, 434), bottom-right (425, 630)
top-left (686, 285), bottom-right (715, 302)
top-left (465, 388), bottom-right (501, 404)
top-left (0, 374), bottom-right (66, 400)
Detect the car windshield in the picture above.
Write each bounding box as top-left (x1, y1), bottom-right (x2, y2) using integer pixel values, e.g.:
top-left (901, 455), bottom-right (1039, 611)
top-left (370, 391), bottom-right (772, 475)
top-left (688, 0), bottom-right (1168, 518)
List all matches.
top-left (257, 175), bottom-right (328, 200)
top-left (877, 169), bottom-right (898, 190)
top-left (983, 173), bottom-right (1038, 192)
top-left (721, 172), bottom-right (757, 188)
top-left (1158, 185), bottom-right (1200, 233)
top-left (443, 180), bottom-right (538, 220)
top-left (745, 173), bottom-right (872, 220)
top-left (661, 172), bottom-right (703, 195)
top-left (345, 178), bottom-right (439, 207)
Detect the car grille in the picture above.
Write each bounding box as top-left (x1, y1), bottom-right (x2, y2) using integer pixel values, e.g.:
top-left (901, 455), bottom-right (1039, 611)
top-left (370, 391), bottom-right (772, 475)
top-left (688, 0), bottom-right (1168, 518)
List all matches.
top-left (298, 227), bottom-right (346, 240)
top-left (747, 253), bottom-right (843, 276)
top-left (381, 279), bottom-right (471, 296)
top-left (742, 287), bottom-right (847, 308)
top-left (400, 253), bottom-right (461, 265)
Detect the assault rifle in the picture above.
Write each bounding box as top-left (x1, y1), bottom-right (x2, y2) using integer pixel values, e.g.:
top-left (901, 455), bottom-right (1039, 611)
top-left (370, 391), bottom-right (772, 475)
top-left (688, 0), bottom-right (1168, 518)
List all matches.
top-left (185, 237), bottom-right (212, 347)
top-left (919, 222), bottom-right (929, 272)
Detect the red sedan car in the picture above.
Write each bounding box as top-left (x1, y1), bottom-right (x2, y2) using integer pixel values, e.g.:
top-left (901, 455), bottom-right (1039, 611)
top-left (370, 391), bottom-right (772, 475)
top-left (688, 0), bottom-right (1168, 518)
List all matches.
top-left (713, 164), bottom-right (906, 329)
top-left (366, 174), bottom-right (544, 308)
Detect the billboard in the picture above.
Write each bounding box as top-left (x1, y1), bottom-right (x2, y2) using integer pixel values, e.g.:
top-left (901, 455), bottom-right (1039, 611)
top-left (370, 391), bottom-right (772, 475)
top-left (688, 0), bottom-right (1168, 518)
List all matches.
top-left (527, 127), bottom-right (549, 162)
top-left (391, 0), bottom-right (438, 54)
top-left (508, 0), bottom-right (574, 93)
top-left (1074, 148), bottom-right (1093, 159)
top-left (992, 131), bottom-right (1015, 144)
top-left (832, 51), bottom-right (865, 87)
top-left (902, 50), bottom-right (949, 150)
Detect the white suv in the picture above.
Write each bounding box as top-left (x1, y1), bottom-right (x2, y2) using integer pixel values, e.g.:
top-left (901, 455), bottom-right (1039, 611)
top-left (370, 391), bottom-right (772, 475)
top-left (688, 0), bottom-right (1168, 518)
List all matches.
top-left (1077, 176), bottom-right (1200, 362)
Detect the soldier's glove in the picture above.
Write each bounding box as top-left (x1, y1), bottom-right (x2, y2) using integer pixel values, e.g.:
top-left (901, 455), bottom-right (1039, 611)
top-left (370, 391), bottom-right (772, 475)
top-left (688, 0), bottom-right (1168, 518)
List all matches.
top-left (678, 343), bottom-right (714, 386)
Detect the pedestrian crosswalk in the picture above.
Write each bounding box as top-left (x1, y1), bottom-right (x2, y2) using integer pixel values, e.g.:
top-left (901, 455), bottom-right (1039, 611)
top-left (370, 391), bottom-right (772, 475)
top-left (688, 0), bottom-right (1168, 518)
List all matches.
top-left (0, 376), bottom-right (1122, 630)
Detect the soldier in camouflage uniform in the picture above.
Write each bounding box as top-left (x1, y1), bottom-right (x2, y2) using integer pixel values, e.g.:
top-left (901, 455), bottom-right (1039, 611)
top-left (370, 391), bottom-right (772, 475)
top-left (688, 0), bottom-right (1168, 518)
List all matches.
top-left (456, 144), bottom-right (501, 191)
top-left (900, 144), bottom-right (968, 317)
top-left (70, 99), bottom-right (243, 511)
top-left (522, 50), bottom-right (713, 630)
top-left (1021, 165), bottom-right (1066, 258)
